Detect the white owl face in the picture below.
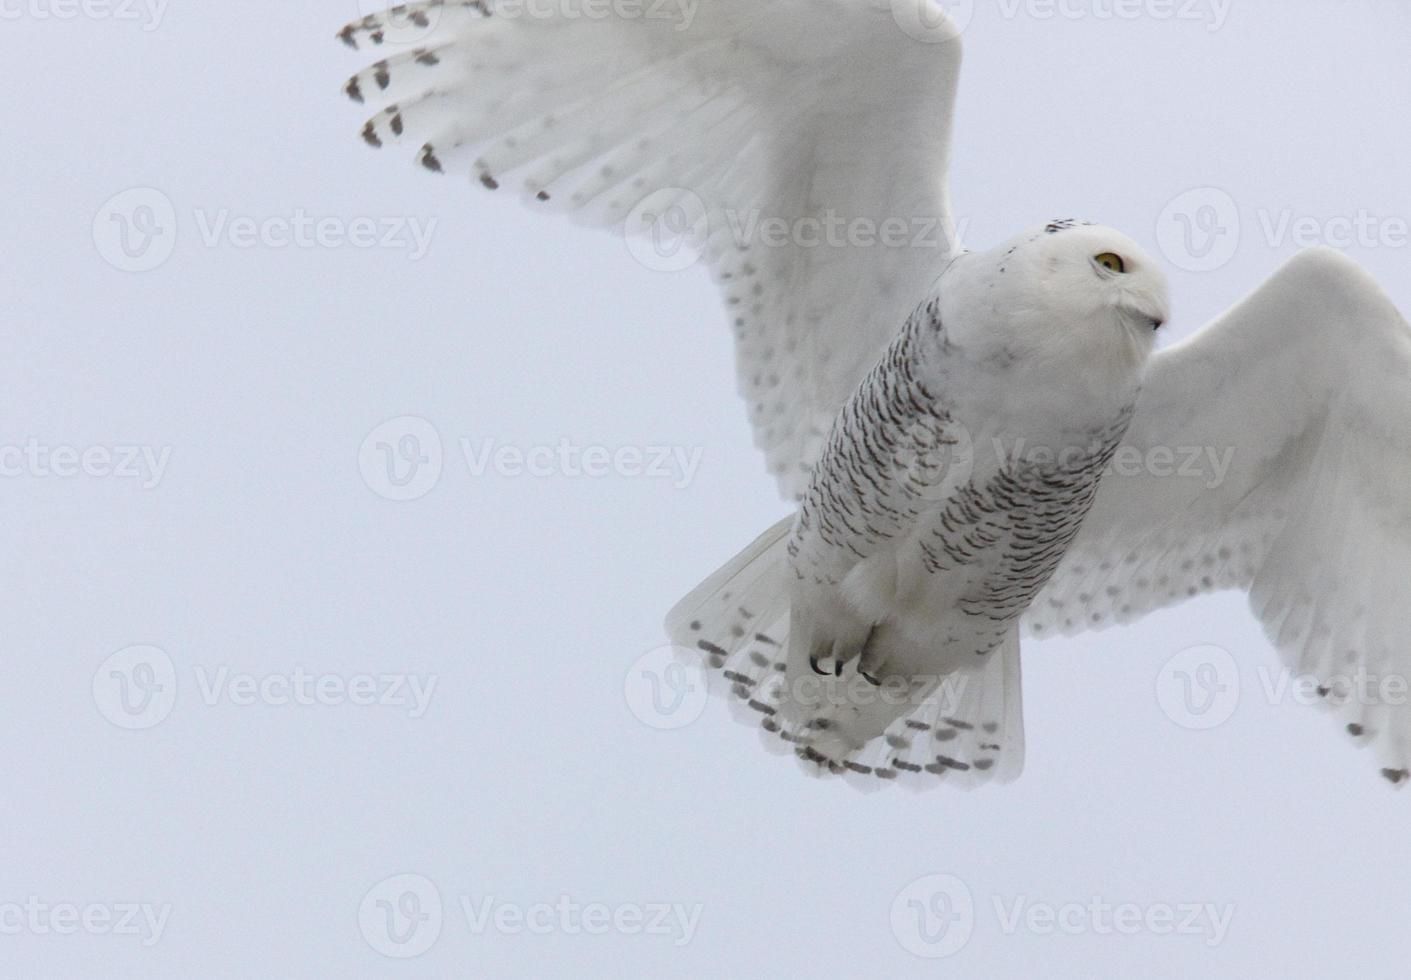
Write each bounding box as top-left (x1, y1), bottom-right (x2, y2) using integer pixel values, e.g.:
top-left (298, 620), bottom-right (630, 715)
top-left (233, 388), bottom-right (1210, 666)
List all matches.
top-left (939, 221), bottom-right (1170, 382)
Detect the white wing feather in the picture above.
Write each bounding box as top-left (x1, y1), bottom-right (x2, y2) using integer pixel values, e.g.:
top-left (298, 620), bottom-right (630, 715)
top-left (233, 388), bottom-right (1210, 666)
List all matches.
top-left (1026, 247), bottom-right (1411, 784)
top-left (338, 0), bottom-right (963, 498)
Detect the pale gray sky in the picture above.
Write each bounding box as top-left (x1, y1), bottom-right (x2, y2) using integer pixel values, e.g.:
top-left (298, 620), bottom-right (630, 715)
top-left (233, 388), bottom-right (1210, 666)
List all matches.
top-left (4, 1), bottom-right (1410, 976)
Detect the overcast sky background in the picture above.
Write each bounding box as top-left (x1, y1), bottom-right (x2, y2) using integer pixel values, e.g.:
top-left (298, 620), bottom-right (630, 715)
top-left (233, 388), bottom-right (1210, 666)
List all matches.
top-left (4, 1), bottom-right (1411, 976)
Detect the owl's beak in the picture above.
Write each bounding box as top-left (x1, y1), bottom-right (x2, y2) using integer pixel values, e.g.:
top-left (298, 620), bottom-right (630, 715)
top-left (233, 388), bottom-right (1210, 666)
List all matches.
top-left (1120, 303), bottom-right (1166, 332)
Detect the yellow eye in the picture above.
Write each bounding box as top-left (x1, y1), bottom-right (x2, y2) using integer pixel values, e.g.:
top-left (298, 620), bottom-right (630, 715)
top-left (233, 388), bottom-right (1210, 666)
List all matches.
top-left (1095, 252), bottom-right (1127, 274)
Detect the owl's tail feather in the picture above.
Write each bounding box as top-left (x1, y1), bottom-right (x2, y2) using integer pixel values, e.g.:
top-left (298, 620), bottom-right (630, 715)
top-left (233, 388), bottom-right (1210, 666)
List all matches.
top-left (665, 521), bottom-right (1025, 790)
top-left (665, 515), bottom-right (795, 711)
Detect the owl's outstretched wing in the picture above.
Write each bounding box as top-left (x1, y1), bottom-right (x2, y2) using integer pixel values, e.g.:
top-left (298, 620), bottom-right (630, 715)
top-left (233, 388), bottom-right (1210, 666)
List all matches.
top-left (1026, 247), bottom-right (1411, 784)
top-left (337, 0), bottom-right (963, 499)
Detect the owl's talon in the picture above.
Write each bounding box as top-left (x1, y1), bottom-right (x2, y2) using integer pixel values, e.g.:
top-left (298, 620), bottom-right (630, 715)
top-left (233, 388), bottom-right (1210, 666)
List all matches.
top-left (810, 654), bottom-right (845, 677)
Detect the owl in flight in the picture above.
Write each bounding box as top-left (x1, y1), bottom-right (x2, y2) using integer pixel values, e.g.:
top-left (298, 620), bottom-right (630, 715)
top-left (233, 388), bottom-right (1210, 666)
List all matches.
top-left (339, 0), bottom-right (1411, 788)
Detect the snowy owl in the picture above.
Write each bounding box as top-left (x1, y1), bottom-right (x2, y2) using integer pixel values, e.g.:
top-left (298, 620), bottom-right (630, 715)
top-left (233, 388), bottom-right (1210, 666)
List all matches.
top-left (338, 0), bottom-right (1411, 788)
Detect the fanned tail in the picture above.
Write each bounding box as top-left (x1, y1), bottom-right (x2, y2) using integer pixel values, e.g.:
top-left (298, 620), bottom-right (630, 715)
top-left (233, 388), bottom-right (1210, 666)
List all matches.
top-left (666, 522), bottom-right (1026, 790)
